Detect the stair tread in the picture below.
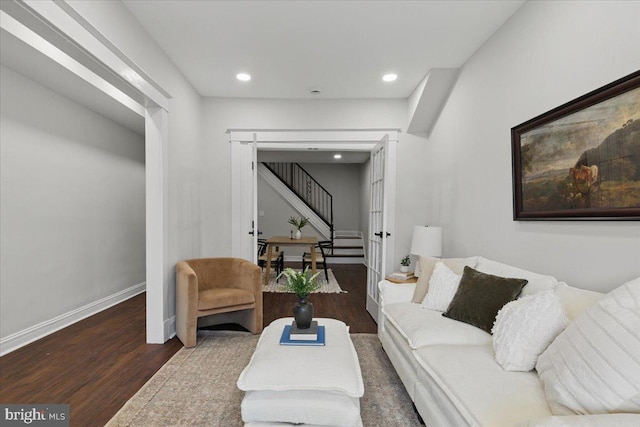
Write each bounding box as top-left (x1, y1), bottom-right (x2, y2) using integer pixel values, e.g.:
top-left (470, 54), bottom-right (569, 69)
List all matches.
top-left (332, 245), bottom-right (363, 249)
top-left (326, 253), bottom-right (364, 258)
top-left (333, 236), bottom-right (362, 239)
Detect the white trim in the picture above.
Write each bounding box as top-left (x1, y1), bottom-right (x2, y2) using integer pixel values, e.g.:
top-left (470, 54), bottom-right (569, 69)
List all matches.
top-left (146, 107), bottom-right (169, 343)
top-left (257, 142), bottom-right (378, 151)
top-left (165, 316), bottom-right (176, 339)
top-left (0, 10), bottom-right (144, 116)
top-left (227, 129), bottom-right (400, 143)
top-left (21, 0), bottom-right (171, 110)
top-left (0, 283), bottom-right (146, 356)
top-left (251, 135), bottom-right (259, 263)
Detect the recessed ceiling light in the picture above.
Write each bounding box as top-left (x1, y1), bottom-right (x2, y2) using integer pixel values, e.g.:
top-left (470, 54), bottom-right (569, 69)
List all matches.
top-left (334, 154), bottom-right (342, 159)
top-left (382, 73), bottom-right (397, 82)
top-left (236, 73), bottom-right (251, 81)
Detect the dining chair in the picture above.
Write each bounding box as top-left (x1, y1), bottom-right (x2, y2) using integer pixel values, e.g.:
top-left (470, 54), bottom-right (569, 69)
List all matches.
top-left (301, 240), bottom-right (332, 282)
top-left (257, 239), bottom-right (284, 278)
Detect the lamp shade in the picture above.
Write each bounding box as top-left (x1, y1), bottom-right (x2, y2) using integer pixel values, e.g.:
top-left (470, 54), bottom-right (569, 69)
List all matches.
top-left (409, 226), bottom-right (442, 257)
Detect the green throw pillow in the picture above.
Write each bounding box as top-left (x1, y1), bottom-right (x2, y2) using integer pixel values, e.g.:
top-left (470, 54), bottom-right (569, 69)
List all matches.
top-left (443, 266), bottom-right (528, 333)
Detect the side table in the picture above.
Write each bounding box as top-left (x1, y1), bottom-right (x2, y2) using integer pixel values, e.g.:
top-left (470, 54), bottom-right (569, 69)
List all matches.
top-left (385, 276), bottom-right (418, 284)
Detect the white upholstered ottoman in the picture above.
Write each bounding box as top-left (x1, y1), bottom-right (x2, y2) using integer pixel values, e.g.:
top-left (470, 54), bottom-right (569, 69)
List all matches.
top-left (237, 318), bottom-right (364, 427)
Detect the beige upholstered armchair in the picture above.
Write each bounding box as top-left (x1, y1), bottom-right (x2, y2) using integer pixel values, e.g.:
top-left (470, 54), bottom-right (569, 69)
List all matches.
top-left (176, 257), bottom-right (263, 347)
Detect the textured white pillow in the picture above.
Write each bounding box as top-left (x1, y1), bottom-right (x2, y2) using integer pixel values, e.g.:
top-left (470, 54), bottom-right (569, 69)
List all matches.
top-left (492, 290), bottom-right (567, 372)
top-left (536, 277), bottom-right (640, 415)
top-left (421, 262), bottom-right (462, 312)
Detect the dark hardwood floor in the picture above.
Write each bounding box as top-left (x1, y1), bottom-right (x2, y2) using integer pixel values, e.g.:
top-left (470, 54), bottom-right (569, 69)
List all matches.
top-left (0, 294), bottom-right (183, 426)
top-left (0, 263), bottom-right (375, 426)
top-left (263, 263), bottom-right (377, 333)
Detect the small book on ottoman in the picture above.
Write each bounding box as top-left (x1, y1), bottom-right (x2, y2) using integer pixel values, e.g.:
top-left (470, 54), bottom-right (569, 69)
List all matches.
top-left (279, 324), bottom-right (325, 346)
top-left (290, 320), bottom-right (318, 340)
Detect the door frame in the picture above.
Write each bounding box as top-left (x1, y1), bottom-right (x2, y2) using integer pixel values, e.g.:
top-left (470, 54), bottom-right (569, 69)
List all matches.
top-left (229, 129), bottom-right (398, 321)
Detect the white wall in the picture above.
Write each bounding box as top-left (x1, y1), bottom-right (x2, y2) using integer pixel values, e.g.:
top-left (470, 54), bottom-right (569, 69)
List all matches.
top-left (425, 0), bottom-right (640, 292)
top-left (66, 0), bottom-right (203, 330)
top-left (201, 98), bottom-right (428, 267)
top-left (0, 66), bottom-right (145, 337)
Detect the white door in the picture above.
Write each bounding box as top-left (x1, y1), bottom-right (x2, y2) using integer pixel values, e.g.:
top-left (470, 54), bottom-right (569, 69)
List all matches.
top-left (230, 136), bottom-right (258, 262)
top-left (366, 134), bottom-right (396, 322)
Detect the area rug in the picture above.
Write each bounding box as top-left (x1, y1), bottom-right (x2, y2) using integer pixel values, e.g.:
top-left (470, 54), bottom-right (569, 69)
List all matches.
top-left (262, 268), bottom-right (346, 293)
top-left (105, 331), bottom-right (422, 427)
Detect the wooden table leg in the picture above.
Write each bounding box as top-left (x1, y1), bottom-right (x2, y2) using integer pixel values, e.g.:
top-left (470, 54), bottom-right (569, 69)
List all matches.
top-left (264, 243), bottom-right (273, 286)
top-left (310, 244), bottom-right (317, 276)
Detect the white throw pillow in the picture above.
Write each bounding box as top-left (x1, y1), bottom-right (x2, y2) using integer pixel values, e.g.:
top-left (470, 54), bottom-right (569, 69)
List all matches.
top-left (553, 282), bottom-right (603, 321)
top-left (536, 277), bottom-right (640, 415)
top-left (475, 257), bottom-right (558, 296)
top-left (421, 262), bottom-right (462, 312)
top-left (412, 256), bottom-right (477, 303)
top-left (492, 290), bottom-right (567, 372)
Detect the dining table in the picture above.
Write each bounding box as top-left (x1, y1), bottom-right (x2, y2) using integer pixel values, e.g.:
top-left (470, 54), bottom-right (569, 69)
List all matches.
top-left (263, 236), bottom-right (319, 286)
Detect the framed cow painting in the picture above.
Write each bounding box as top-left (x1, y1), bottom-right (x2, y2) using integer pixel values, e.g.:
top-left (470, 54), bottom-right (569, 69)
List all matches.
top-left (511, 70), bottom-right (640, 220)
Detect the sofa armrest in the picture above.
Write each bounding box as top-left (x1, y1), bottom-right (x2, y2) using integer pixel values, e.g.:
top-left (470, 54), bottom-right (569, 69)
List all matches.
top-left (378, 280), bottom-right (416, 308)
top-left (518, 414), bottom-right (640, 427)
top-left (176, 261), bottom-right (199, 347)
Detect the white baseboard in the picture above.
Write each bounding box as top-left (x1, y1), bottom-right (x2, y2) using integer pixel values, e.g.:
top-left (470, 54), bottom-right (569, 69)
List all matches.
top-left (0, 282), bottom-right (146, 356)
top-left (165, 315), bottom-right (176, 340)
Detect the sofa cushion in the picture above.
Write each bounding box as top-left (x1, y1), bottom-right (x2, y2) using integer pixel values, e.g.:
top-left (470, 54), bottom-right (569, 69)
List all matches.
top-left (412, 256), bottom-right (478, 303)
top-left (553, 282), bottom-right (603, 321)
top-left (492, 289), bottom-right (567, 372)
top-left (414, 345), bottom-right (552, 427)
top-left (475, 257), bottom-right (558, 296)
top-left (443, 266), bottom-right (528, 333)
top-left (536, 277), bottom-right (640, 415)
top-left (517, 413), bottom-right (640, 427)
top-left (383, 302), bottom-right (492, 349)
top-left (198, 288), bottom-right (255, 310)
top-left (421, 262), bottom-right (462, 311)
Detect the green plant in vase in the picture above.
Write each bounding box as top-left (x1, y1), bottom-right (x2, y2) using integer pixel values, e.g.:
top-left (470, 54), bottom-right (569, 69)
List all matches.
top-left (400, 255), bottom-right (411, 273)
top-left (278, 267), bottom-right (320, 329)
top-left (287, 215), bottom-right (309, 239)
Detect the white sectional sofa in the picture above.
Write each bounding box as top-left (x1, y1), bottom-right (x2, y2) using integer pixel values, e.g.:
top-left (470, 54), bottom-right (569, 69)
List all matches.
top-left (378, 256), bottom-right (640, 427)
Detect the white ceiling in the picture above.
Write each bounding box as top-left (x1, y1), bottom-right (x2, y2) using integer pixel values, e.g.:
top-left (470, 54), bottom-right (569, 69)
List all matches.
top-left (123, 0), bottom-right (524, 99)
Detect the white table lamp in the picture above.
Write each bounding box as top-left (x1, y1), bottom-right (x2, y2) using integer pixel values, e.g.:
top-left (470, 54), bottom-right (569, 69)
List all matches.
top-left (410, 226), bottom-right (442, 275)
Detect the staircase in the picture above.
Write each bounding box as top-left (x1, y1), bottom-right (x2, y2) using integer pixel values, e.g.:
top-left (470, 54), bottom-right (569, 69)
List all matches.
top-left (327, 231), bottom-right (366, 264)
top-left (262, 162), bottom-right (334, 240)
top-left (260, 162), bottom-right (366, 265)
